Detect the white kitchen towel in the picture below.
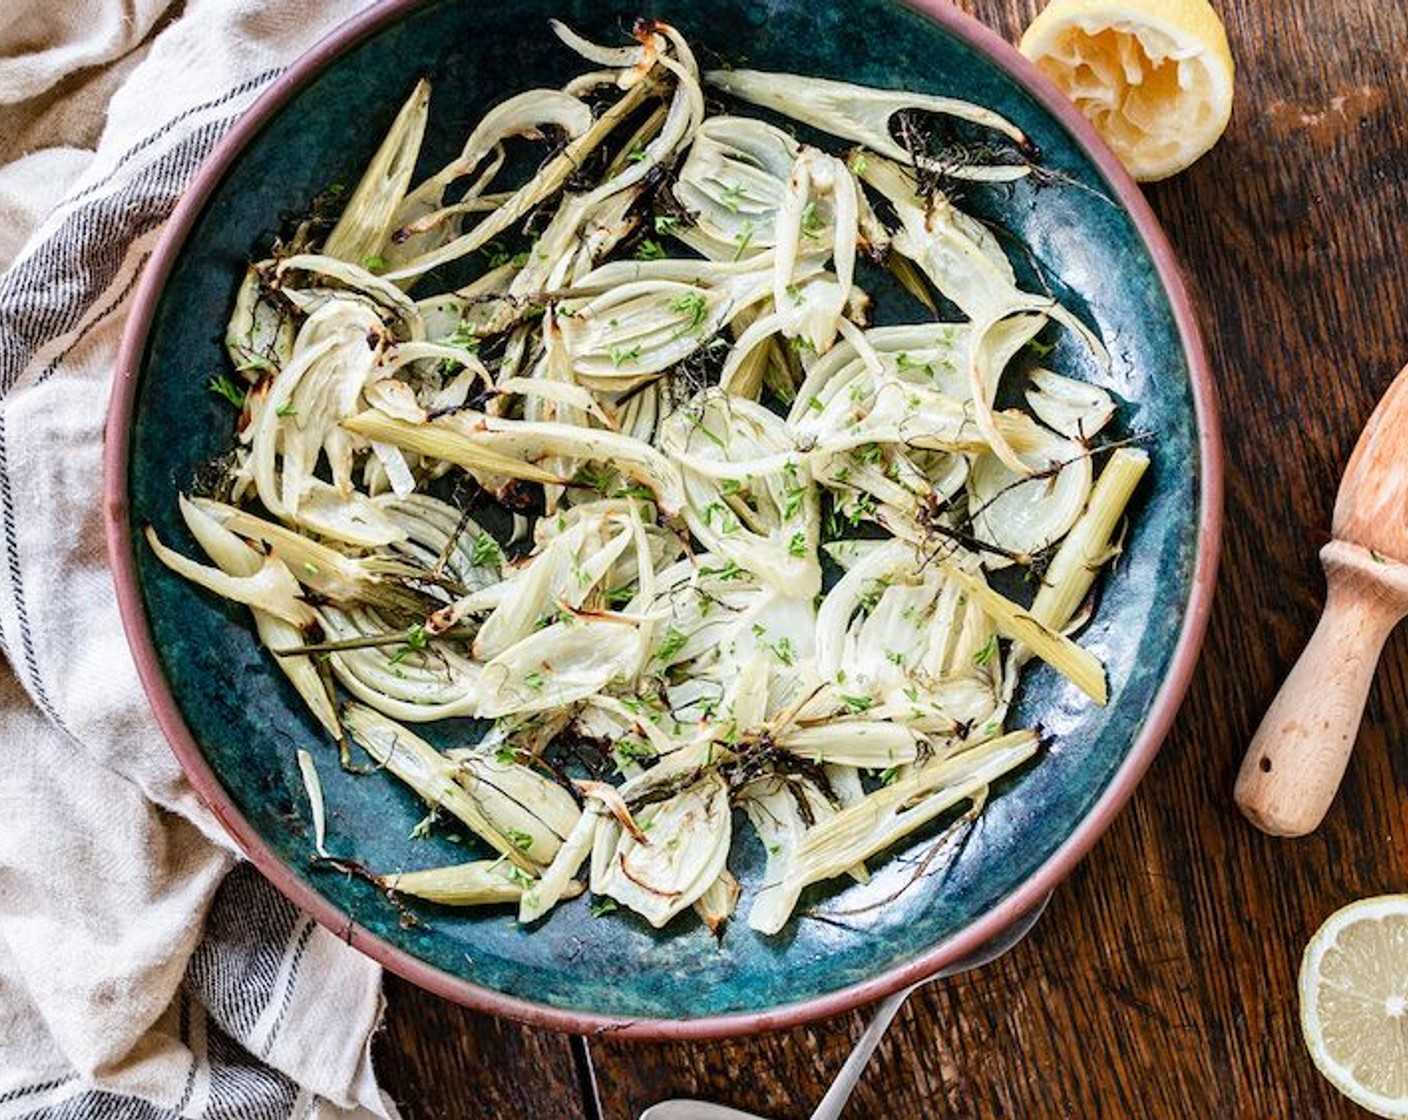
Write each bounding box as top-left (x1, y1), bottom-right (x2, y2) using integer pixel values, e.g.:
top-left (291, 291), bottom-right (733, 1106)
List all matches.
top-left (0, 1), bottom-right (403, 1117)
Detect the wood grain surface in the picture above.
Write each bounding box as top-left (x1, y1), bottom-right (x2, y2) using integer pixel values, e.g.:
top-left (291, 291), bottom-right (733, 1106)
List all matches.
top-left (375, 1), bottom-right (1408, 1115)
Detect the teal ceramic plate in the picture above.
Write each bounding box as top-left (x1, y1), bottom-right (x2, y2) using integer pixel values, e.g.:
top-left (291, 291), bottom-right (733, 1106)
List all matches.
top-left (105, 0), bottom-right (1220, 1036)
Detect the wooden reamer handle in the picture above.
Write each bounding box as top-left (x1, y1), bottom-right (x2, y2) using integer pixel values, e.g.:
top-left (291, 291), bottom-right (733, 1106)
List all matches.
top-left (1235, 541), bottom-right (1408, 837)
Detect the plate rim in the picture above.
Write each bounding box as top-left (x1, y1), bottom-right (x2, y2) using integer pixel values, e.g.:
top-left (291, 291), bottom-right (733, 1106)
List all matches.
top-left (102, 0), bottom-right (1223, 1038)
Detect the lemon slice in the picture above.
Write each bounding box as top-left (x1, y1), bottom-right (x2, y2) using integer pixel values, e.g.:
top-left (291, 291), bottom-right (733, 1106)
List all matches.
top-left (1019, 0), bottom-right (1234, 181)
top-left (1300, 896), bottom-right (1408, 1118)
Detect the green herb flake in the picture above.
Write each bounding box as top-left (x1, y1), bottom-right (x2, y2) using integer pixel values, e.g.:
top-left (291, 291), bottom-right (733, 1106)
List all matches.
top-left (656, 627), bottom-right (688, 663)
top-left (590, 896), bottom-right (619, 917)
top-left (616, 735), bottom-right (658, 763)
top-left (446, 321), bottom-right (481, 352)
top-left (668, 290), bottom-right (710, 333)
top-left (732, 219), bottom-right (756, 260)
top-left (840, 693), bottom-right (875, 713)
top-left (608, 343), bottom-right (642, 367)
top-left (973, 635), bottom-right (999, 668)
top-left (471, 533), bottom-right (503, 568)
top-left (701, 558), bottom-right (747, 581)
top-left (208, 375), bottom-right (247, 410)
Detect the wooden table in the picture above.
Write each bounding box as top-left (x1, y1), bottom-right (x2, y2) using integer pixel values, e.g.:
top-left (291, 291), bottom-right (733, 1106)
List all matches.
top-left (374, 1), bottom-right (1408, 1114)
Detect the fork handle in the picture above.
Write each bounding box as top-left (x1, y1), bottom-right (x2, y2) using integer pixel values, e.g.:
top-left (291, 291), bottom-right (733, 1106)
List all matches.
top-left (1235, 540), bottom-right (1408, 836)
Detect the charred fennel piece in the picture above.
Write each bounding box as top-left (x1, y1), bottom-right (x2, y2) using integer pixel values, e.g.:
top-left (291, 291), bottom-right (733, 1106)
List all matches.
top-left (188, 498), bottom-right (442, 621)
top-left (693, 870), bottom-right (742, 934)
top-left (594, 770), bottom-right (732, 928)
top-left (144, 522), bottom-right (314, 629)
top-left (344, 410), bottom-right (685, 514)
top-left (343, 704), bottom-right (549, 873)
top-left (381, 69), bottom-right (663, 281)
top-left (297, 749), bottom-right (330, 858)
top-left (382, 860), bottom-right (587, 906)
top-left (322, 79), bottom-right (430, 265)
top-left (748, 729), bottom-right (1040, 934)
top-left (855, 155), bottom-right (1107, 475)
top-left (518, 807), bottom-right (599, 924)
top-left (1026, 368), bottom-right (1117, 442)
top-left (942, 564), bottom-right (1108, 705)
top-left (704, 69), bottom-right (1029, 181)
top-left (1030, 447), bottom-right (1150, 633)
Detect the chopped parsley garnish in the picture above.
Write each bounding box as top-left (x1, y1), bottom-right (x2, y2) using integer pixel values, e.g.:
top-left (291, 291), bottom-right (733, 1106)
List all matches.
top-left (446, 321), bottom-right (480, 352)
top-left (973, 635), bottom-right (999, 668)
top-left (720, 182), bottom-right (748, 212)
top-left (208, 375), bottom-right (247, 410)
top-left (732, 219), bottom-right (756, 260)
top-left (668, 290), bottom-right (710, 333)
top-left (701, 558), bottom-right (747, 581)
top-left (655, 626), bottom-right (688, 662)
top-left (471, 533), bottom-right (503, 568)
top-left (608, 343), bottom-right (642, 366)
top-left (616, 735), bottom-right (658, 763)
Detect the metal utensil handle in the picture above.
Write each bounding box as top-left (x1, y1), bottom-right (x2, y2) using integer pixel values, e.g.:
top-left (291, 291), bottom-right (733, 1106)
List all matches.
top-left (808, 895), bottom-right (1050, 1120)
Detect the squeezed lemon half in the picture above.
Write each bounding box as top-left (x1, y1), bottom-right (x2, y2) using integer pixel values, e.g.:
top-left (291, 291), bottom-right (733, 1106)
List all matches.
top-left (1019, 0), bottom-right (1234, 181)
top-left (1300, 896), bottom-right (1408, 1119)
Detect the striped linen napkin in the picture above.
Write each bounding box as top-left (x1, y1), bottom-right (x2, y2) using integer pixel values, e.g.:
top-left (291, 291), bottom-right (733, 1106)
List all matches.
top-left (0, 2), bottom-right (402, 1117)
